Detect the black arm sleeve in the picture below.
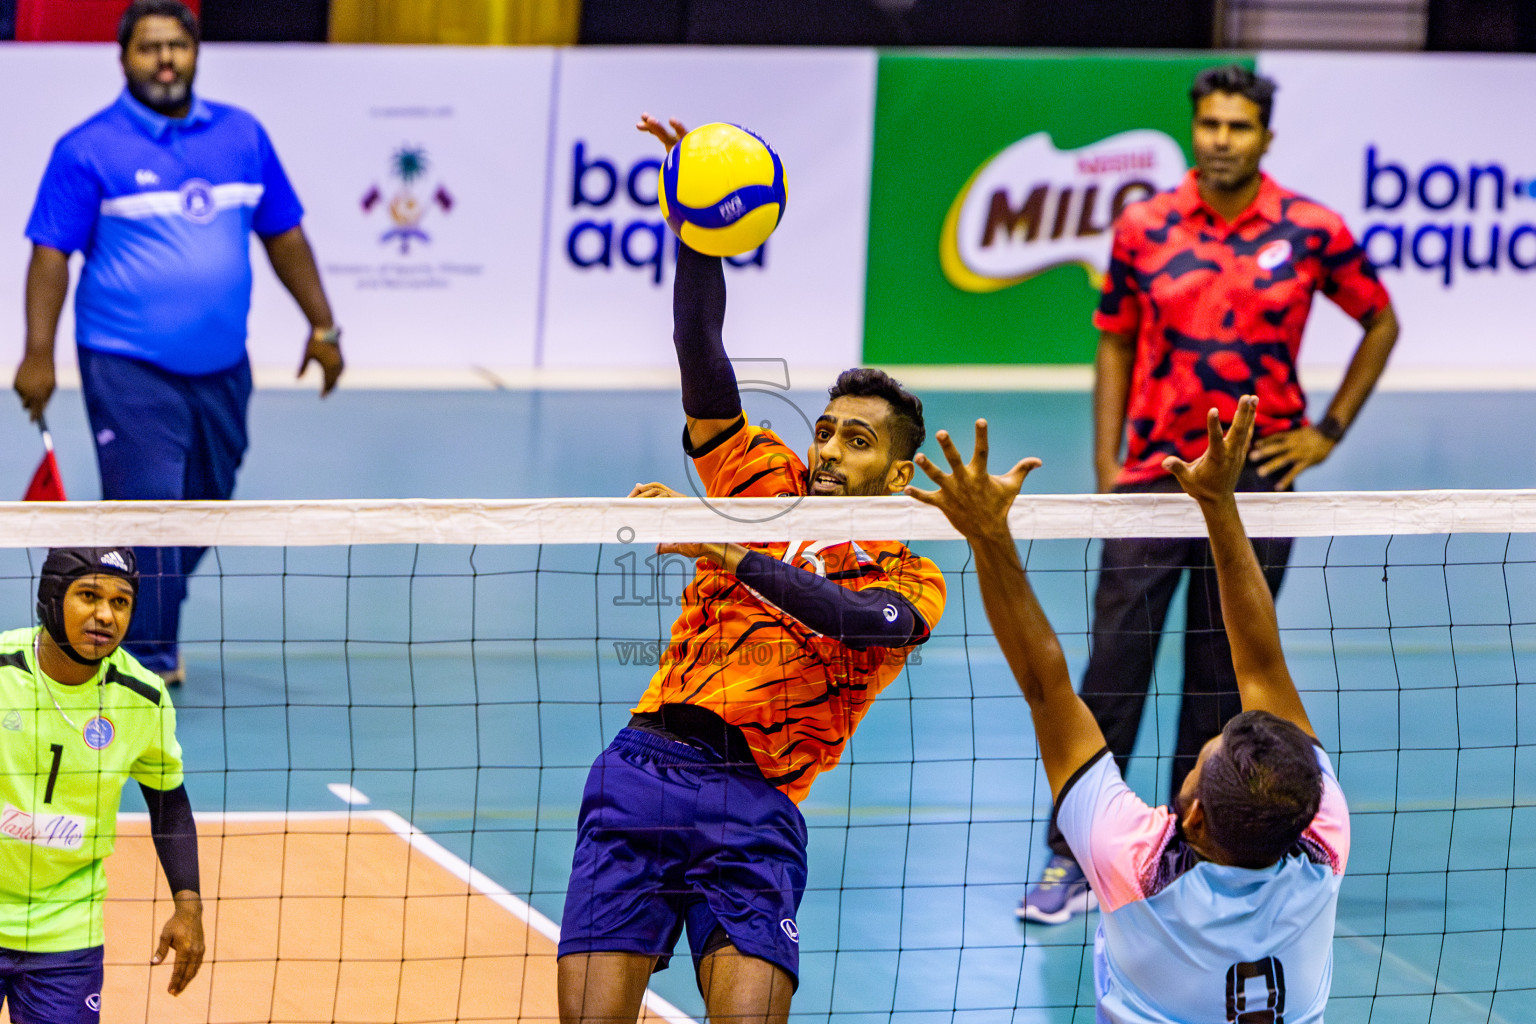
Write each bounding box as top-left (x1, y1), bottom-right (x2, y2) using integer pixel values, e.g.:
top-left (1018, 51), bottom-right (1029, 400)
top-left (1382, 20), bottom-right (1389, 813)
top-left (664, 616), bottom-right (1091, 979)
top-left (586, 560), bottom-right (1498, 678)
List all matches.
top-left (673, 242), bottom-right (741, 421)
top-left (141, 782), bottom-right (200, 895)
top-left (734, 551), bottom-right (928, 649)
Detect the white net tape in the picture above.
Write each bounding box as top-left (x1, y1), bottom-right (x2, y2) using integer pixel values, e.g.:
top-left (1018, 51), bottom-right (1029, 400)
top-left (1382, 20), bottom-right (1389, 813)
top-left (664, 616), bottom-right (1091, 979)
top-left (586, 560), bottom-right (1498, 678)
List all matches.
top-left (1, 489), bottom-right (1534, 546)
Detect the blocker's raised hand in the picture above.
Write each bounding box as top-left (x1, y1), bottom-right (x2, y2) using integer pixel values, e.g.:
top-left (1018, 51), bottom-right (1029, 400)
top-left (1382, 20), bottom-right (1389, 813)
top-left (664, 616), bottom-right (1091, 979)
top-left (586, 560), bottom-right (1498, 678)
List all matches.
top-left (1164, 395), bottom-right (1258, 505)
top-left (905, 419), bottom-right (1040, 542)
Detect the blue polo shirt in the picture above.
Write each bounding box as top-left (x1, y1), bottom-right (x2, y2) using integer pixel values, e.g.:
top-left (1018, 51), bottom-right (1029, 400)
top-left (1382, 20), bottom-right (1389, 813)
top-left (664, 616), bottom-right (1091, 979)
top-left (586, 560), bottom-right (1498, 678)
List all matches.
top-left (26, 90), bottom-right (305, 376)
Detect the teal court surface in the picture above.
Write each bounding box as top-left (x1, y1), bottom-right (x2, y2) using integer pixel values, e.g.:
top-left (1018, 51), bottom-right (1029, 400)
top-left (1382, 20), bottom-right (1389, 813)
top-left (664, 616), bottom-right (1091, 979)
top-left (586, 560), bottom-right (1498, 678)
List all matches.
top-left (1, 384), bottom-right (1532, 1023)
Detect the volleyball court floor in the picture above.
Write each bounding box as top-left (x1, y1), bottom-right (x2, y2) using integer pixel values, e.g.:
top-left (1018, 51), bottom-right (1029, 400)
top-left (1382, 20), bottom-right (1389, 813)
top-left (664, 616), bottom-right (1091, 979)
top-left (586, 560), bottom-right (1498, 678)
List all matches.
top-left (3, 386), bottom-right (1533, 1023)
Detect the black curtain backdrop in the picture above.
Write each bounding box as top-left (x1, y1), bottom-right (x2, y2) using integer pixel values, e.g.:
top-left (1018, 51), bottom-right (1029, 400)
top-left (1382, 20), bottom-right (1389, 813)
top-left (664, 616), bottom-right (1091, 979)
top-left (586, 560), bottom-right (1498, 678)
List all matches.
top-left (579, 0), bottom-right (1216, 48)
top-left (202, 0), bottom-right (329, 42)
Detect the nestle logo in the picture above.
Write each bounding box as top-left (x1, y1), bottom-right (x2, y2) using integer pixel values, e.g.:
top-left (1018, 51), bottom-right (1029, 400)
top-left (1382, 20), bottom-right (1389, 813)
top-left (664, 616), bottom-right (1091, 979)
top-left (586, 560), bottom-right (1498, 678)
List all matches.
top-left (1075, 150), bottom-right (1157, 175)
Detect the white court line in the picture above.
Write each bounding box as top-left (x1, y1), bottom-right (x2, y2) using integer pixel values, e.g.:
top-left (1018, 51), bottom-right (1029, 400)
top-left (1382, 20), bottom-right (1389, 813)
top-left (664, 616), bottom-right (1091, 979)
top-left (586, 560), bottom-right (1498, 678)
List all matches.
top-left (118, 801), bottom-right (700, 1024)
top-left (1335, 924), bottom-right (1514, 1024)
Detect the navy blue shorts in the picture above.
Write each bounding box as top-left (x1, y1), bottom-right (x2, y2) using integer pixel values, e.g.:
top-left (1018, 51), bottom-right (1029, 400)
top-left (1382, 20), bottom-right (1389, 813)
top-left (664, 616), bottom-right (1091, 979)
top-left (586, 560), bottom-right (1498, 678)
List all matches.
top-left (558, 727), bottom-right (808, 986)
top-left (0, 945), bottom-right (103, 1024)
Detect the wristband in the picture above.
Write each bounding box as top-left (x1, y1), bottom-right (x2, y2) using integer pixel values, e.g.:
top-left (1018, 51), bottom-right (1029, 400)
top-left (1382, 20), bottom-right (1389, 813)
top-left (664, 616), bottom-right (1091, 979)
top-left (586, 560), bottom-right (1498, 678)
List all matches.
top-left (1316, 414), bottom-right (1346, 443)
top-left (312, 326), bottom-right (341, 346)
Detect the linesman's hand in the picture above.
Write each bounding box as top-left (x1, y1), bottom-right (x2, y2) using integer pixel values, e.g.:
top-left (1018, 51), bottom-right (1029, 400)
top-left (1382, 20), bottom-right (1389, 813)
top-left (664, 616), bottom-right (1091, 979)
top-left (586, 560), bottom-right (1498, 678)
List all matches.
top-left (14, 352), bottom-right (55, 423)
top-left (299, 329), bottom-right (344, 397)
top-left (1165, 396), bottom-right (1257, 505)
top-left (153, 890), bottom-right (205, 996)
top-left (637, 113), bottom-right (689, 152)
top-left (905, 419), bottom-right (1041, 543)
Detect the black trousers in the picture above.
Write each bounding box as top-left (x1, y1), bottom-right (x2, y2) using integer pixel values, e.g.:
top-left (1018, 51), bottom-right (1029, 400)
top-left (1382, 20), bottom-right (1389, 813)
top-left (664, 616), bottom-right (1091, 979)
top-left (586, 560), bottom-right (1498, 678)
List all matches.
top-left (1047, 467), bottom-right (1292, 858)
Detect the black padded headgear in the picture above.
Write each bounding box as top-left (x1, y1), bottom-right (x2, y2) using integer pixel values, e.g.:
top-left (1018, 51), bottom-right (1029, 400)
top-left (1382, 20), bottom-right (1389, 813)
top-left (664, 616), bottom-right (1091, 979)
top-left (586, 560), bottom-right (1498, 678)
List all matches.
top-left (36, 548), bottom-right (139, 666)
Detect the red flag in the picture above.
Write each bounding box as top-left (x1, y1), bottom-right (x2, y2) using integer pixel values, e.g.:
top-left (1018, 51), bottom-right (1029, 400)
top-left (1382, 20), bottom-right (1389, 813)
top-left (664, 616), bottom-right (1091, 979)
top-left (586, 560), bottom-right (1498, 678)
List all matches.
top-left (23, 427), bottom-right (65, 501)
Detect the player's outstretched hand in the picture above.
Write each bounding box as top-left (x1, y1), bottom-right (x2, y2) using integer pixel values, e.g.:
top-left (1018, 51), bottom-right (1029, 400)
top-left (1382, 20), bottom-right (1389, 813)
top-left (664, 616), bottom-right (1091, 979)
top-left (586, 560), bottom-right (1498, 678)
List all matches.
top-left (905, 420), bottom-right (1040, 542)
top-left (629, 481), bottom-right (686, 499)
top-left (637, 113), bottom-right (688, 152)
top-left (153, 892), bottom-right (205, 996)
top-left (1164, 395), bottom-right (1257, 505)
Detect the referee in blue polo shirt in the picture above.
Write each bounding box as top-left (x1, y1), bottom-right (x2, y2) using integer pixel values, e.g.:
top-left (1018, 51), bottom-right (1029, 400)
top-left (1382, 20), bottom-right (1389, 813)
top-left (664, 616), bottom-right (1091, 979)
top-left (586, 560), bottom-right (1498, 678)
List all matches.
top-left (14, 0), bottom-right (343, 686)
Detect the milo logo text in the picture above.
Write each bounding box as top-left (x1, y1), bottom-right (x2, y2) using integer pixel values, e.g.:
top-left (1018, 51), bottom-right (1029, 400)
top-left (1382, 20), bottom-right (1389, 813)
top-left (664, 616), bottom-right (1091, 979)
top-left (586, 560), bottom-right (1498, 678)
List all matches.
top-left (942, 130), bottom-right (1187, 293)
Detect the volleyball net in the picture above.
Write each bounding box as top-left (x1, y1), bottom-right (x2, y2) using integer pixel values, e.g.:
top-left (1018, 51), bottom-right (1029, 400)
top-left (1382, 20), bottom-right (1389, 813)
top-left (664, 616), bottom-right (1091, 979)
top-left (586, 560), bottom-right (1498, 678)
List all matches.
top-left (0, 490), bottom-right (1531, 1024)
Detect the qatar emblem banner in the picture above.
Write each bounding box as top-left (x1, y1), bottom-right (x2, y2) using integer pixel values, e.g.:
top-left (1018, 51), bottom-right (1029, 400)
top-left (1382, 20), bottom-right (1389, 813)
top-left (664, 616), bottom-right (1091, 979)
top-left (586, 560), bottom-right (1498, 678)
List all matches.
top-left (199, 46), bottom-right (555, 371)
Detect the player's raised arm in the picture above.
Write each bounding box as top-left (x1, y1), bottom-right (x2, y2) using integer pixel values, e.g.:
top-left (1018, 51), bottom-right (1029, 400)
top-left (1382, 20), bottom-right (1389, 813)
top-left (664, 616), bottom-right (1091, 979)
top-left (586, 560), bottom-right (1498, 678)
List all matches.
top-left (637, 113), bottom-right (740, 450)
top-left (1164, 396), bottom-right (1315, 738)
top-left (906, 422), bottom-right (1107, 797)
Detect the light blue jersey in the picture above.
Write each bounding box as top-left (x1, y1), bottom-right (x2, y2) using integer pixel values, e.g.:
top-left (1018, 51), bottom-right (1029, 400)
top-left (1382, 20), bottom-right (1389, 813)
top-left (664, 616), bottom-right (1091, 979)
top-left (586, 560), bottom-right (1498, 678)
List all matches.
top-left (26, 90), bottom-right (304, 376)
top-left (1057, 747), bottom-right (1350, 1024)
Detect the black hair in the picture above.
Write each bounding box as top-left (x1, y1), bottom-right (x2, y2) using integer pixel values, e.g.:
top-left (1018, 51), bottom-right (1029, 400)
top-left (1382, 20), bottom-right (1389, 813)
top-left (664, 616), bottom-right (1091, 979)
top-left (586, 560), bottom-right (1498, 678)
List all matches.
top-left (1190, 64), bottom-right (1277, 129)
top-left (1197, 710), bottom-right (1323, 868)
top-left (827, 368), bottom-right (925, 461)
top-left (118, 0), bottom-right (200, 50)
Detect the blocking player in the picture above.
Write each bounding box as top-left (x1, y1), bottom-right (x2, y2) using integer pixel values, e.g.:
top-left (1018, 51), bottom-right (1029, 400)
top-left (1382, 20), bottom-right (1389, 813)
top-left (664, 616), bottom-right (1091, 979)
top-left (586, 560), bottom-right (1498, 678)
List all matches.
top-left (0, 548), bottom-right (203, 1022)
top-left (1022, 62), bottom-right (1396, 924)
top-left (908, 397), bottom-right (1348, 1023)
top-left (556, 115), bottom-right (946, 1024)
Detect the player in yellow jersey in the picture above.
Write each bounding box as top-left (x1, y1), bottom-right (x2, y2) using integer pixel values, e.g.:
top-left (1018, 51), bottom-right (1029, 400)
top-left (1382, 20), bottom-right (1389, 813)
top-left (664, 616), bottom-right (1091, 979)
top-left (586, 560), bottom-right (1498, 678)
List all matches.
top-left (556, 116), bottom-right (946, 1024)
top-left (0, 548), bottom-right (203, 1023)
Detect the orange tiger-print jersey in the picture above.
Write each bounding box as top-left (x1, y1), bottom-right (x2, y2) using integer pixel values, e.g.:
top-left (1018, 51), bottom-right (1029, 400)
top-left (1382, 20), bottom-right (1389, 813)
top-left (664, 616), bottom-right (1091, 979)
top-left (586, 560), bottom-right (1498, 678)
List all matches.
top-left (633, 417), bottom-right (945, 804)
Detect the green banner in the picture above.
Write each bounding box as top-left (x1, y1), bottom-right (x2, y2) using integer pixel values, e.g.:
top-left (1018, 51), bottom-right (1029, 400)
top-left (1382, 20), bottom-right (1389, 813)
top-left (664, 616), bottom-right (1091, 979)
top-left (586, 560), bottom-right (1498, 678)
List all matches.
top-left (863, 52), bottom-right (1255, 365)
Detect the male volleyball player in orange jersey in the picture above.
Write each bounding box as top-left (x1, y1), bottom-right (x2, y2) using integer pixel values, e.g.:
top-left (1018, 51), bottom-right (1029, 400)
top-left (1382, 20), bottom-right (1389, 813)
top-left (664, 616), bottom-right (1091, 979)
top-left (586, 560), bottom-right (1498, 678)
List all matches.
top-left (556, 115), bottom-right (946, 1024)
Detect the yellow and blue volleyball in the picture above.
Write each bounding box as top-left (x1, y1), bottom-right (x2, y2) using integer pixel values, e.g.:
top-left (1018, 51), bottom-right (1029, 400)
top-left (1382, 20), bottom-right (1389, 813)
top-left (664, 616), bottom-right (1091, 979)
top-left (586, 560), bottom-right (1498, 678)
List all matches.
top-left (659, 123), bottom-right (787, 258)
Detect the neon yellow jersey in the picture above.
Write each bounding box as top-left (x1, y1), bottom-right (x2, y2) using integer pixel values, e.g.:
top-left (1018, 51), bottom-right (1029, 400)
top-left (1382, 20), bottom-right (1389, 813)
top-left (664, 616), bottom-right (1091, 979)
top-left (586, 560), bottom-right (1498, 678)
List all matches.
top-left (0, 626), bottom-right (183, 952)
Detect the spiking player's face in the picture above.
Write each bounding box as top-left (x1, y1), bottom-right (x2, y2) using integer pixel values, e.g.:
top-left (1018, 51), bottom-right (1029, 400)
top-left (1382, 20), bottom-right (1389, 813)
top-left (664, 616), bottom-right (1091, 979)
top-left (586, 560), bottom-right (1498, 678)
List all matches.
top-left (807, 396), bottom-right (915, 498)
top-left (122, 14), bottom-right (198, 116)
top-left (1191, 92), bottom-right (1271, 194)
top-left (62, 574), bottom-right (135, 661)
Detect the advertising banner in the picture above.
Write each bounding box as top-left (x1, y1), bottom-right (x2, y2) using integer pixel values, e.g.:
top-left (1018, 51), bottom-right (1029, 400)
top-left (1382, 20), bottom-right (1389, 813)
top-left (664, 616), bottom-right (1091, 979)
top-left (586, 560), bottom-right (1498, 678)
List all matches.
top-left (540, 48), bottom-right (874, 374)
top-left (1257, 52), bottom-right (1536, 371)
top-left (200, 46), bottom-right (554, 371)
top-left (863, 54), bottom-right (1238, 365)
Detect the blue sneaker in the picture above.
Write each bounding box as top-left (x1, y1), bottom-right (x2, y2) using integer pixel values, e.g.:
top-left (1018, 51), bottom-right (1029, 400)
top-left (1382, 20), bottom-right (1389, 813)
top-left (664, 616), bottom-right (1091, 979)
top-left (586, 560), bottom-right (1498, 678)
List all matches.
top-left (1016, 854), bottom-right (1097, 924)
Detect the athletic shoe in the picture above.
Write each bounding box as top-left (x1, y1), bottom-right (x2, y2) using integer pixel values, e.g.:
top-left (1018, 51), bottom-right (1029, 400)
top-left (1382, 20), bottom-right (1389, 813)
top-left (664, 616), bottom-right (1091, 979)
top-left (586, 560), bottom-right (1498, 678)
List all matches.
top-left (1016, 854), bottom-right (1097, 924)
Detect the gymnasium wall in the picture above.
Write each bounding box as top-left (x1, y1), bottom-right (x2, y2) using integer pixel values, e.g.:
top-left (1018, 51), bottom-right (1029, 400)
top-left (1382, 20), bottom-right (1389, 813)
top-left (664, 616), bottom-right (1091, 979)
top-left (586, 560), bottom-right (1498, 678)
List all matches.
top-left (1, 45), bottom-right (1532, 382)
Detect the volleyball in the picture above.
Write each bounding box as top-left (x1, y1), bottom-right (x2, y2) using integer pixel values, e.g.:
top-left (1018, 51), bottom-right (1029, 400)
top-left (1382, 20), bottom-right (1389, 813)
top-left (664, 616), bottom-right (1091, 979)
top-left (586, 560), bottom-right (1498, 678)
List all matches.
top-left (659, 123), bottom-right (787, 257)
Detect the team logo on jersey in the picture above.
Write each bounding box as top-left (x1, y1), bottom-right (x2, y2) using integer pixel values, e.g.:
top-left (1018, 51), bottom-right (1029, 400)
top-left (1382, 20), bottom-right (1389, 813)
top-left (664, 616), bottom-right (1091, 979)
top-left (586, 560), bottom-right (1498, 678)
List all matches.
top-left (2, 710), bottom-right (20, 732)
top-left (86, 993), bottom-right (101, 1011)
top-left (179, 178), bottom-right (217, 224)
top-left (1257, 239), bottom-right (1293, 271)
top-left (135, 169), bottom-right (160, 187)
top-left (779, 918), bottom-right (799, 943)
top-left (99, 551), bottom-right (129, 573)
top-left (361, 144), bottom-right (454, 255)
top-left (83, 716), bottom-right (114, 750)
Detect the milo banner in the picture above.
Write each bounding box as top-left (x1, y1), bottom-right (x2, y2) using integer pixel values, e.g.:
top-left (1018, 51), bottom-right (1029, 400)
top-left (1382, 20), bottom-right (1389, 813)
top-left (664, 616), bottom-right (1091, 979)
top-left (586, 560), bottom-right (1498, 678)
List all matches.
top-left (863, 54), bottom-right (1237, 365)
top-left (864, 51), bottom-right (1536, 374)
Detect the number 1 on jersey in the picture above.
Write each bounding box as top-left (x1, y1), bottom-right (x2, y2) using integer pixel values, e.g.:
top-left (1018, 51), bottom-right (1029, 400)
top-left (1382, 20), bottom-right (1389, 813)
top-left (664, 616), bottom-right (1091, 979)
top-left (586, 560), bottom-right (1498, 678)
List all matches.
top-left (43, 743), bottom-right (62, 804)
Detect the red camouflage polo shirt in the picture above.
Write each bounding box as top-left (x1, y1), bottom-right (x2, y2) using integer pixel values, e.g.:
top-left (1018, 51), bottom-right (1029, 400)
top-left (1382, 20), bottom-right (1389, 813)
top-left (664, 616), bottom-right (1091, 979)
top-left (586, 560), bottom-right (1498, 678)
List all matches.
top-left (1094, 170), bottom-right (1390, 485)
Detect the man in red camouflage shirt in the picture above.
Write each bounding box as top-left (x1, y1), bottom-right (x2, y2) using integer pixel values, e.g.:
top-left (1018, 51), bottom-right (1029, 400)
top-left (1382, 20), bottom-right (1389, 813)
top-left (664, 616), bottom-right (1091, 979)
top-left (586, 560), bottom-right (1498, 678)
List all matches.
top-left (1020, 63), bottom-right (1400, 925)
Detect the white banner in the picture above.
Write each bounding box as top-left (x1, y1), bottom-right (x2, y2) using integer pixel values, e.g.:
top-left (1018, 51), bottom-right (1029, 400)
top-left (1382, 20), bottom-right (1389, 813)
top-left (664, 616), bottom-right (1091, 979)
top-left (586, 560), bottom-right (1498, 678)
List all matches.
top-left (540, 48), bottom-right (873, 375)
top-left (201, 46), bottom-right (555, 372)
top-left (0, 45), bottom-right (872, 380)
top-left (1259, 52), bottom-right (1536, 371)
